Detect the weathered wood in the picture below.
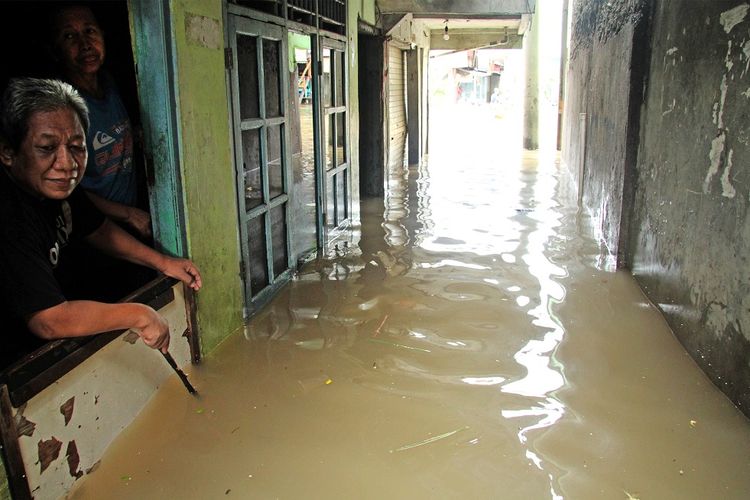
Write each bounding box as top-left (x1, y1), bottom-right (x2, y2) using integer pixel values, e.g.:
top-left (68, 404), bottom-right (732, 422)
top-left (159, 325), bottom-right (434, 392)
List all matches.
top-left (183, 284), bottom-right (201, 364)
top-left (0, 385), bottom-right (31, 500)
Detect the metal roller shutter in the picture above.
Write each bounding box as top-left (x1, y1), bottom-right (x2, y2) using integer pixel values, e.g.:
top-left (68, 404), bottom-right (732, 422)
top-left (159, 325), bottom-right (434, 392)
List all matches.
top-left (387, 43), bottom-right (406, 171)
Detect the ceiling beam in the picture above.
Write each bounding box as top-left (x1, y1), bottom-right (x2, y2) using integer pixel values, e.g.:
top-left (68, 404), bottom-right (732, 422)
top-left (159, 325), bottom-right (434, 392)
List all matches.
top-left (377, 0), bottom-right (536, 16)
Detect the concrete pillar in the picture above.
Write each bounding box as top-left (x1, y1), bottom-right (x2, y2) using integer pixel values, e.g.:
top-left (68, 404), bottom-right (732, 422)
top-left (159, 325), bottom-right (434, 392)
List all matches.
top-left (557, 0), bottom-right (570, 150)
top-left (406, 49), bottom-right (421, 165)
top-left (523, 10), bottom-right (540, 150)
top-left (421, 47), bottom-right (429, 155)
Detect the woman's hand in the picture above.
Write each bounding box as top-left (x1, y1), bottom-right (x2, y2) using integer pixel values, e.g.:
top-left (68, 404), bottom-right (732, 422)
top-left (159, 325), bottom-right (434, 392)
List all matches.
top-left (159, 257), bottom-right (203, 291)
top-left (133, 304), bottom-right (171, 353)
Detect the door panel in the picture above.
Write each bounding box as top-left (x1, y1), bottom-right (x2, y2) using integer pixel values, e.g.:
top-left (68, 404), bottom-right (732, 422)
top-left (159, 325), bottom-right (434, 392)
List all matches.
top-left (320, 39), bottom-right (350, 238)
top-left (229, 16), bottom-right (292, 313)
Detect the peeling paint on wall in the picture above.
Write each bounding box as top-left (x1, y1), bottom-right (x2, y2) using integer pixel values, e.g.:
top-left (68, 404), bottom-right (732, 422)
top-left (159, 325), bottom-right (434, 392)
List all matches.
top-left (14, 405), bottom-right (36, 438)
top-left (705, 301), bottom-right (730, 337)
top-left (65, 441), bottom-right (83, 479)
top-left (720, 3), bottom-right (749, 34)
top-left (721, 149), bottom-right (737, 198)
top-left (122, 331), bottom-right (139, 344)
top-left (704, 132), bottom-right (727, 194)
top-left (663, 46), bottom-right (679, 70)
top-left (703, 7), bottom-right (750, 199)
top-left (60, 397), bottom-right (74, 426)
top-left (38, 437), bottom-right (62, 473)
top-left (711, 74), bottom-right (728, 126)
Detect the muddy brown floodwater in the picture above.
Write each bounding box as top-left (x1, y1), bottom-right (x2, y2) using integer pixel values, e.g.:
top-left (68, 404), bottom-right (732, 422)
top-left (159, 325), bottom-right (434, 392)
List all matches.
top-left (69, 107), bottom-right (750, 500)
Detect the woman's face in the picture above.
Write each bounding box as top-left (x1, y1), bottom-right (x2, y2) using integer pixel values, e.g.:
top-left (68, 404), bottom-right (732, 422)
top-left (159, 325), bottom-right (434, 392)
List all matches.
top-left (53, 6), bottom-right (106, 80)
top-left (0, 108), bottom-right (87, 201)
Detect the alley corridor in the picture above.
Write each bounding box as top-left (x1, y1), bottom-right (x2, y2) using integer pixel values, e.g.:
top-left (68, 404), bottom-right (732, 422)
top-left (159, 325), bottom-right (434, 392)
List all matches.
top-left (69, 106), bottom-right (750, 499)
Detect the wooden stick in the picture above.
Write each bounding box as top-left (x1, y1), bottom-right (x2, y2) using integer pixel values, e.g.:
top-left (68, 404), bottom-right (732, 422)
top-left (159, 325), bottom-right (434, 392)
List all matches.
top-left (161, 352), bottom-right (197, 395)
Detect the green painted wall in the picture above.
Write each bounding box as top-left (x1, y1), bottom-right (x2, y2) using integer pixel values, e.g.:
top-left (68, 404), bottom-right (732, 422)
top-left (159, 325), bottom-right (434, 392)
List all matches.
top-left (0, 457), bottom-right (8, 500)
top-left (170, 0), bottom-right (244, 354)
top-left (347, 0), bottom-right (377, 219)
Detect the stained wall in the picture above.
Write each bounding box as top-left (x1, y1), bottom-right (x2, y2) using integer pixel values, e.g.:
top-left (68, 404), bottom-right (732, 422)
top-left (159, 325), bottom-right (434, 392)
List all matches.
top-left (630, 0), bottom-right (750, 413)
top-left (563, 0), bottom-right (750, 414)
top-left (171, 0), bottom-right (245, 354)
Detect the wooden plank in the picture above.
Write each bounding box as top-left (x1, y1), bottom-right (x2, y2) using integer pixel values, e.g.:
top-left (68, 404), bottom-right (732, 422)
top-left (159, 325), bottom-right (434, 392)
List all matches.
top-left (0, 385), bottom-right (31, 499)
top-left (183, 285), bottom-right (201, 364)
top-left (128, 0), bottom-right (186, 257)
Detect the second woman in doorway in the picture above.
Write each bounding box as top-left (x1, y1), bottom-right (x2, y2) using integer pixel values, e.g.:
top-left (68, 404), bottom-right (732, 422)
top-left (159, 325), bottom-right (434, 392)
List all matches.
top-left (51, 4), bottom-right (151, 238)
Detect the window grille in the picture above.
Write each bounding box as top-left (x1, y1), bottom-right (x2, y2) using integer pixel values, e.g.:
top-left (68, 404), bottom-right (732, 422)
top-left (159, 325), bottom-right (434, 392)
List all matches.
top-left (231, 0), bottom-right (346, 35)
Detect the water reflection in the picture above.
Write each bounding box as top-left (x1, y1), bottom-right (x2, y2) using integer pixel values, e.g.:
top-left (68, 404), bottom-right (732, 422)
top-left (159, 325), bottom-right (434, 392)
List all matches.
top-left (377, 111), bottom-right (572, 496)
top-left (70, 106), bottom-right (750, 500)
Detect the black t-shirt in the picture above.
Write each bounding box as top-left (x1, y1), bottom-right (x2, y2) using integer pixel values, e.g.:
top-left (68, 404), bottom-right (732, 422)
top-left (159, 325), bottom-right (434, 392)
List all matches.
top-left (0, 170), bottom-right (105, 370)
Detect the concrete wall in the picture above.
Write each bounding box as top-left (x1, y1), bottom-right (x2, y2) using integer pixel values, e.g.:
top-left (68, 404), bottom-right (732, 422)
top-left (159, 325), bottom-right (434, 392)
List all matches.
top-left (171, 0), bottom-right (245, 354)
top-left (563, 0), bottom-right (646, 261)
top-left (14, 285), bottom-right (191, 499)
top-left (563, 0), bottom-right (750, 414)
top-left (630, 0), bottom-right (750, 413)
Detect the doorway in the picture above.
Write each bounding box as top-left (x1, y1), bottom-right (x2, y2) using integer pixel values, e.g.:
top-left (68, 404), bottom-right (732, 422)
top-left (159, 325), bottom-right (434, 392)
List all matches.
top-left (288, 32), bottom-right (318, 261)
top-left (320, 38), bottom-right (352, 242)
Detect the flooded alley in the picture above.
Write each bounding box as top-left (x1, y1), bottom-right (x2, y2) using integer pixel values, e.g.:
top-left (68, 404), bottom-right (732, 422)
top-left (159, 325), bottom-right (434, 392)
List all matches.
top-left (69, 105), bottom-right (750, 499)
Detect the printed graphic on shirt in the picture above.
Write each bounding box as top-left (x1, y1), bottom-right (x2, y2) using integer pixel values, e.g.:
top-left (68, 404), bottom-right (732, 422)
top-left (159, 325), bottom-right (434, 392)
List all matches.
top-left (93, 131), bottom-right (116, 150)
top-left (49, 201), bottom-right (72, 267)
top-left (92, 118), bottom-right (133, 176)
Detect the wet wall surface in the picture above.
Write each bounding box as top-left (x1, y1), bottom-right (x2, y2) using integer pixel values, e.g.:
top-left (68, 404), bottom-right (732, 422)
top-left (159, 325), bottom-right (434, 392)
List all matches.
top-left (565, 0), bottom-right (648, 268)
top-left (564, 0), bottom-right (750, 413)
top-left (630, 0), bottom-right (750, 414)
top-left (66, 106), bottom-right (750, 499)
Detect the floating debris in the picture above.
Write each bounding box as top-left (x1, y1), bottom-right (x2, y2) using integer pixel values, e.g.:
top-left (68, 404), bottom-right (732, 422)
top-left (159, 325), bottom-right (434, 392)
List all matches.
top-left (373, 314), bottom-right (389, 336)
top-left (368, 338), bottom-right (431, 353)
top-left (391, 426), bottom-right (469, 453)
top-left (298, 374), bottom-right (333, 392)
top-left (295, 338), bottom-right (325, 350)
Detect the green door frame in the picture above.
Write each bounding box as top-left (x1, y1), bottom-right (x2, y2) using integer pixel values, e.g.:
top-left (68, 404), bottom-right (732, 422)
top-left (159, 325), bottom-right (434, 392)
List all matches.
top-left (128, 0), bottom-right (187, 257)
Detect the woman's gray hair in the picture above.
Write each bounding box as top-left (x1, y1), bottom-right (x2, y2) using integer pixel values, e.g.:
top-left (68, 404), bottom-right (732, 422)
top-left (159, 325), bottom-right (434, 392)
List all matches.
top-left (0, 78), bottom-right (89, 151)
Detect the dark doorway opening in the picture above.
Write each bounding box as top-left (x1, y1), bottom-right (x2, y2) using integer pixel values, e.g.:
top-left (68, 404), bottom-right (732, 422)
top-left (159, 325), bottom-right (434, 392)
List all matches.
top-left (357, 32), bottom-right (385, 198)
top-left (0, 1), bottom-right (156, 380)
